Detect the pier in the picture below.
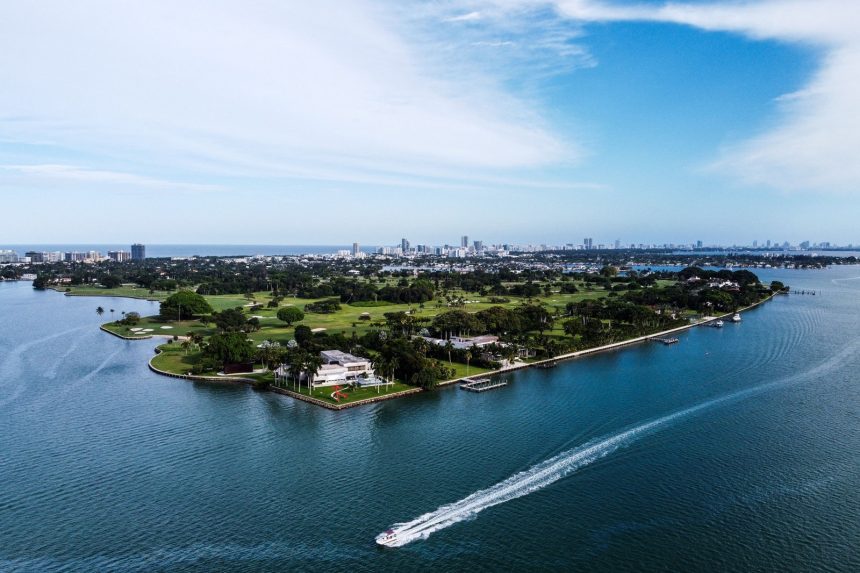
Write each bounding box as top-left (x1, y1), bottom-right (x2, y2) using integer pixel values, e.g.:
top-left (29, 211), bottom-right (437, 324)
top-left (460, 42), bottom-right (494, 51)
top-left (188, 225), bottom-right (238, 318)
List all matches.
top-left (460, 377), bottom-right (509, 393)
top-left (649, 337), bottom-right (679, 345)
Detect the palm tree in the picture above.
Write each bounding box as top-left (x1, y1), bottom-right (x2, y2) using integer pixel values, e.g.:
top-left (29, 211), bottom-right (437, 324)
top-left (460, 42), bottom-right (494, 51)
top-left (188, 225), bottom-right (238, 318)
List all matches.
top-left (444, 340), bottom-right (454, 365)
top-left (289, 350), bottom-right (305, 391)
top-left (465, 350), bottom-right (472, 376)
top-left (373, 356), bottom-right (389, 394)
top-left (304, 353), bottom-right (323, 396)
top-left (96, 306), bottom-right (104, 318)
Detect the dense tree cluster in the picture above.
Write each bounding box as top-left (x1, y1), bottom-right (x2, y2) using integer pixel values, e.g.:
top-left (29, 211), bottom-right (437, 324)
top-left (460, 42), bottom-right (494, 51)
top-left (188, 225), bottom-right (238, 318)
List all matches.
top-left (160, 291), bottom-right (213, 320)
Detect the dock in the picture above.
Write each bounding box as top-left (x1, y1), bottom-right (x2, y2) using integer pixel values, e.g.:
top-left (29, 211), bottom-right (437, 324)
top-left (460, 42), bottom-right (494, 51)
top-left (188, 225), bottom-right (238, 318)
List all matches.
top-left (460, 377), bottom-right (509, 393)
top-left (649, 337), bottom-right (679, 345)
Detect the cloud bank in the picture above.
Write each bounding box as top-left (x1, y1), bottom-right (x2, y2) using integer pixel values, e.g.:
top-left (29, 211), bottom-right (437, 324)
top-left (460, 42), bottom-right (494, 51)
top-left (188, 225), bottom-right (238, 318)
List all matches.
top-left (0, 0), bottom-right (575, 192)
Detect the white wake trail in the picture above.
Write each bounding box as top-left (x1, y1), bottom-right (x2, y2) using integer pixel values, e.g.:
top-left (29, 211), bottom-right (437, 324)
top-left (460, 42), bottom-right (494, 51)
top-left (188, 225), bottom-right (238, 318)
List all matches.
top-left (380, 339), bottom-right (860, 547)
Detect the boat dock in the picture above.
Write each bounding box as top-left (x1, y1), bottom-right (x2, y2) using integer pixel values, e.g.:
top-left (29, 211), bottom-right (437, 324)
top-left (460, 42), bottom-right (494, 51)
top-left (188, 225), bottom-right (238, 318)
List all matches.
top-left (650, 337), bottom-right (679, 345)
top-left (460, 377), bottom-right (509, 393)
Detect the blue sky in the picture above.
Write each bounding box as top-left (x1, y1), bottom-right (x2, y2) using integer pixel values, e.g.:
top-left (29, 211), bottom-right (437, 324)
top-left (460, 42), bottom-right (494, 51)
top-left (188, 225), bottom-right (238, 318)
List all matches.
top-left (1, 0), bottom-right (858, 246)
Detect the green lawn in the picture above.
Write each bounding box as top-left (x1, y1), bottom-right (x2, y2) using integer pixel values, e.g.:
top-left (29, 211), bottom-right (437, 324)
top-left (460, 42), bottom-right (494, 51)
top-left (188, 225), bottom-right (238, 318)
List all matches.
top-left (59, 285), bottom-right (170, 300)
top-left (443, 361), bottom-right (493, 379)
top-left (102, 316), bottom-right (213, 339)
top-left (150, 344), bottom-right (204, 374)
top-left (273, 379), bottom-right (415, 405)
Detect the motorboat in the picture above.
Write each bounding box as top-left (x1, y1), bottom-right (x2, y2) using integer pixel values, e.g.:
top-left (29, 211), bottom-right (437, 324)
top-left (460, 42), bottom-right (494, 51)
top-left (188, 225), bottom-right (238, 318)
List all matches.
top-left (375, 529), bottom-right (399, 547)
top-left (731, 313), bottom-right (741, 322)
top-left (711, 319), bottom-right (724, 328)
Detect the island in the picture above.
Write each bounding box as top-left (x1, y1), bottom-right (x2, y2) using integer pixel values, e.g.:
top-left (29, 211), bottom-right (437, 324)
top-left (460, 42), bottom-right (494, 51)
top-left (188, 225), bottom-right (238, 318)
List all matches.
top-left (27, 252), bottom-right (783, 409)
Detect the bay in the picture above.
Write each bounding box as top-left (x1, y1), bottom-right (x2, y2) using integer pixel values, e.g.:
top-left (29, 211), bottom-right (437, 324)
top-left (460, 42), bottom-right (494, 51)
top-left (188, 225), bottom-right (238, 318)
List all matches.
top-left (1, 267), bottom-right (858, 572)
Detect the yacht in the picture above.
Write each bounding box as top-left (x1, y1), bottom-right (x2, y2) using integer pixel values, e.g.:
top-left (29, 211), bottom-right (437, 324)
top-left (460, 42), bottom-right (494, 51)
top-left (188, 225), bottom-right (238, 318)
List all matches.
top-left (712, 319), bottom-right (724, 328)
top-left (376, 529), bottom-right (399, 547)
top-left (731, 313), bottom-right (741, 322)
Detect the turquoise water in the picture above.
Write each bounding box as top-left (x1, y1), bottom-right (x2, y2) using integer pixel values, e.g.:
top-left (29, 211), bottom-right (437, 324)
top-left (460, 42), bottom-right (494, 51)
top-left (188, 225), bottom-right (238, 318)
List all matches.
top-left (1, 268), bottom-right (858, 572)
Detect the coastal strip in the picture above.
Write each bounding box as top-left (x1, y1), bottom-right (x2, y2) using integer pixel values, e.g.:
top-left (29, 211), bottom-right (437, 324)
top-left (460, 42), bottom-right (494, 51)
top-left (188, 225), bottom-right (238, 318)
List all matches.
top-left (436, 292), bottom-right (777, 388)
top-left (146, 346), bottom-right (422, 409)
top-left (100, 325), bottom-right (152, 340)
top-left (130, 293), bottom-right (777, 410)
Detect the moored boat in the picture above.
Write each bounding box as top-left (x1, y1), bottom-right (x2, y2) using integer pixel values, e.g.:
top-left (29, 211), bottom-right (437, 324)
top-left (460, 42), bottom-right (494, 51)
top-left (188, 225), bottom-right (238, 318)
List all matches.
top-left (731, 313), bottom-right (741, 322)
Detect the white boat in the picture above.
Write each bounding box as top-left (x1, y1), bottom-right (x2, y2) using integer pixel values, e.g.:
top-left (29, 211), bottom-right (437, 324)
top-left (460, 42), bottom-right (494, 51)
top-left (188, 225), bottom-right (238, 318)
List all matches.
top-left (375, 529), bottom-right (399, 547)
top-left (731, 313), bottom-right (741, 322)
top-left (712, 319), bottom-right (724, 328)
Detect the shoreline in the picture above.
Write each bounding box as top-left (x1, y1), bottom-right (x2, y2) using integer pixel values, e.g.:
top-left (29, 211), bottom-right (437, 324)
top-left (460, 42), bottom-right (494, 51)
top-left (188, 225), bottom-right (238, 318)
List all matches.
top-left (130, 292), bottom-right (778, 410)
top-left (436, 291), bottom-right (777, 386)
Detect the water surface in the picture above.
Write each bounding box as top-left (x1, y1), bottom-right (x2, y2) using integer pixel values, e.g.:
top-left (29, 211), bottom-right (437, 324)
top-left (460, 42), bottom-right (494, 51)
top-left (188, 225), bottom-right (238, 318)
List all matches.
top-left (1, 268), bottom-right (858, 571)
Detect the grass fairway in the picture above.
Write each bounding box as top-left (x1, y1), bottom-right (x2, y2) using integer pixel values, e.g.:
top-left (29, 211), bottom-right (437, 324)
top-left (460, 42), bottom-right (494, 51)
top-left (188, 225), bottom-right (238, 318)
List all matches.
top-left (60, 285), bottom-right (170, 300)
top-left (151, 344), bottom-right (202, 374)
top-left (102, 316), bottom-right (212, 339)
top-left (198, 285), bottom-right (613, 346)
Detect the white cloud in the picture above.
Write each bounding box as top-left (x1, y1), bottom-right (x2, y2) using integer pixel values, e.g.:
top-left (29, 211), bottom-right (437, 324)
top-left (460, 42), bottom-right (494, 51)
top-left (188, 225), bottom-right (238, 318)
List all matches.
top-left (548, 0), bottom-right (860, 192)
top-left (0, 0), bottom-right (577, 192)
top-left (0, 164), bottom-right (222, 192)
top-left (446, 11), bottom-right (484, 22)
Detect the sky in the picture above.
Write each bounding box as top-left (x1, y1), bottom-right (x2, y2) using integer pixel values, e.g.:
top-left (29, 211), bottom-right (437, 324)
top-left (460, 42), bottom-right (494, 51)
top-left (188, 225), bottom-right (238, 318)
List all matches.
top-left (2, 0), bottom-right (859, 247)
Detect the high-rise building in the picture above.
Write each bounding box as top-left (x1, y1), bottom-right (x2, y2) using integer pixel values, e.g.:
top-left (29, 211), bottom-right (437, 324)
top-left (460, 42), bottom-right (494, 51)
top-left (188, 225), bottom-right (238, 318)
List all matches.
top-left (752, 240), bottom-right (758, 248)
top-left (473, 240), bottom-right (483, 252)
top-left (25, 251), bottom-right (43, 263)
top-left (131, 243), bottom-right (146, 260)
top-left (64, 251), bottom-right (87, 262)
top-left (583, 238), bottom-right (593, 250)
top-left (0, 250), bottom-right (18, 263)
top-left (108, 250), bottom-right (132, 262)
top-left (614, 239), bottom-right (621, 249)
top-left (401, 238), bottom-right (410, 253)
top-left (696, 240), bottom-right (703, 249)
top-left (461, 235), bottom-right (469, 248)
top-left (766, 240), bottom-right (772, 248)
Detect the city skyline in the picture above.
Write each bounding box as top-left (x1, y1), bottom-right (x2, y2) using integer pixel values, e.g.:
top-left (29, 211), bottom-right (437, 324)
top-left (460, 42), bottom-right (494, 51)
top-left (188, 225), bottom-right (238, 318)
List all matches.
top-left (3, 1), bottom-right (860, 244)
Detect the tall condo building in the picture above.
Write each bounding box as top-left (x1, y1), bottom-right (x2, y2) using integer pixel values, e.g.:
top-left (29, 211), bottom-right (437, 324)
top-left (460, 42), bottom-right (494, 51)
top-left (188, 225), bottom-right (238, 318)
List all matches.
top-left (461, 235), bottom-right (469, 248)
top-left (352, 242), bottom-right (360, 257)
top-left (109, 250), bottom-right (132, 262)
top-left (131, 244), bottom-right (146, 260)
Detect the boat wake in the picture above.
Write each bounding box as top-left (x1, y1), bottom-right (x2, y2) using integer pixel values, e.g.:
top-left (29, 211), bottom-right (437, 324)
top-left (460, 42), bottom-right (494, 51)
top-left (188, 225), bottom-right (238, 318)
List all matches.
top-left (378, 339), bottom-right (860, 547)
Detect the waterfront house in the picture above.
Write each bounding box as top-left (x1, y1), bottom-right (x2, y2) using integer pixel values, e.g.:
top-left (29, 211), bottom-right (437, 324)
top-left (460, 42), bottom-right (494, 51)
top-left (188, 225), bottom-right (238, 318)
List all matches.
top-left (417, 334), bottom-right (500, 350)
top-left (313, 350), bottom-right (374, 387)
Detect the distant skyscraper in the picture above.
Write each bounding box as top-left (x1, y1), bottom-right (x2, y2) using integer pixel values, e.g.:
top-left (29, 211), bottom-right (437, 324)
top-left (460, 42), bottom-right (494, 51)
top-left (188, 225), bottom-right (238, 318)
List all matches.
top-left (583, 237), bottom-right (593, 250)
top-left (766, 240), bottom-right (772, 248)
top-left (473, 240), bottom-right (483, 252)
top-left (753, 240), bottom-right (758, 248)
top-left (352, 242), bottom-right (360, 256)
top-left (25, 251), bottom-right (43, 263)
top-left (696, 240), bottom-right (703, 249)
top-left (461, 235), bottom-right (469, 248)
top-left (131, 243), bottom-right (146, 260)
top-left (0, 250), bottom-right (18, 263)
top-left (401, 238), bottom-right (410, 252)
top-left (109, 250), bottom-right (132, 262)
top-left (614, 239), bottom-right (620, 249)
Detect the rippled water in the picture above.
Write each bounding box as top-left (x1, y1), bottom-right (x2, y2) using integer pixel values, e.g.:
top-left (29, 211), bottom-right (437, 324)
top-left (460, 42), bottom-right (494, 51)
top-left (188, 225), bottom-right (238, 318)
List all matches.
top-left (1, 268), bottom-right (859, 572)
